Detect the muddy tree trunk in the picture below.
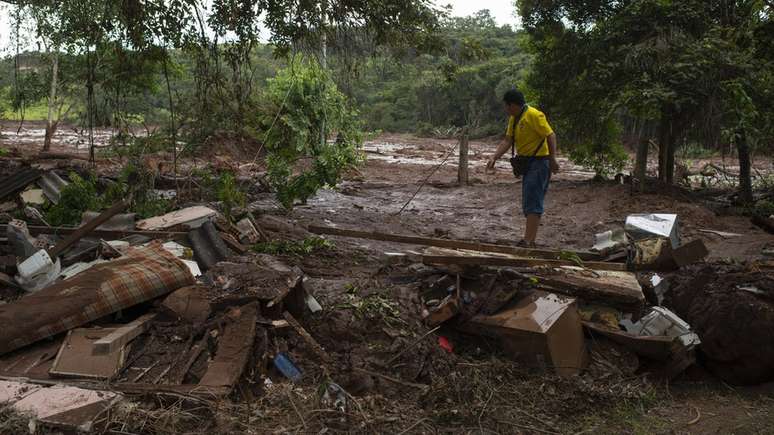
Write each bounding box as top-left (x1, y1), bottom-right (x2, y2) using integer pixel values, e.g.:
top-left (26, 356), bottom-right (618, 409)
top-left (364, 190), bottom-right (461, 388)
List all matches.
top-left (736, 129), bottom-right (753, 204)
top-left (634, 138), bottom-right (648, 192)
top-left (43, 51), bottom-right (59, 152)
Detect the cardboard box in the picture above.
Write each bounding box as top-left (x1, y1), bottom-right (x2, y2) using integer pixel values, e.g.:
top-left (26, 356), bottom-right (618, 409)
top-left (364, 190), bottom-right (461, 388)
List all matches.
top-left (461, 290), bottom-right (587, 376)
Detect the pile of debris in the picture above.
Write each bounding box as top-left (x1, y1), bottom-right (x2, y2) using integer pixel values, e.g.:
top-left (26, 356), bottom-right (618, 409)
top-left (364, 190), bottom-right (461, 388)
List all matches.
top-left (0, 168), bottom-right (323, 431)
top-left (311, 213), bottom-right (711, 381)
top-left (1, 165), bottom-right (772, 432)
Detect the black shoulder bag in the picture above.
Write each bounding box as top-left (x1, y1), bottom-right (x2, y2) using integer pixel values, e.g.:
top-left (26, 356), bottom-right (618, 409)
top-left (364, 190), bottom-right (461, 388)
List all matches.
top-left (509, 105), bottom-right (541, 178)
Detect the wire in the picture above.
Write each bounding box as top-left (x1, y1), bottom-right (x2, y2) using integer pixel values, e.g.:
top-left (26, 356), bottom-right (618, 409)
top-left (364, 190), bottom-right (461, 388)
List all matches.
top-left (393, 140), bottom-right (460, 215)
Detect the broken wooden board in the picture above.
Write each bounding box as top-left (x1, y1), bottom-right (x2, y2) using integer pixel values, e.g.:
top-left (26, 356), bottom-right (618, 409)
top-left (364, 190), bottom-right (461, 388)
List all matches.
top-left (309, 224), bottom-right (603, 261)
top-left (583, 321), bottom-right (679, 361)
top-left (50, 328), bottom-right (128, 379)
top-left (0, 380), bottom-right (120, 432)
top-left (136, 205), bottom-right (216, 231)
top-left (198, 303), bottom-right (258, 392)
top-left (0, 339), bottom-right (62, 380)
top-left (161, 286), bottom-right (211, 325)
top-left (283, 311), bottom-right (331, 364)
top-left (421, 247), bottom-right (627, 272)
top-left (533, 266), bottom-right (645, 312)
top-left (92, 314), bottom-right (156, 356)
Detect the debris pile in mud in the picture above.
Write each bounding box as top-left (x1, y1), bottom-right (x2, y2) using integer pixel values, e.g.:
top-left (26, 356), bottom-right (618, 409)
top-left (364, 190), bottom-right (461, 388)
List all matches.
top-left (0, 163), bottom-right (772, 433)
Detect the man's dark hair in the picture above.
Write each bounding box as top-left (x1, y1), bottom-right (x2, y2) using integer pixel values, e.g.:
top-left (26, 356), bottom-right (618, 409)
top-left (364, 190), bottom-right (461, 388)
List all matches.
top-left (503, 89), bottom-right (526, 106)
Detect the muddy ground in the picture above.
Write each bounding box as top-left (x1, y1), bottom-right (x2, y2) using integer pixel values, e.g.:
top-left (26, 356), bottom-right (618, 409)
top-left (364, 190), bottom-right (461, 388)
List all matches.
top-left (2, 127), bottom-right (774, 434)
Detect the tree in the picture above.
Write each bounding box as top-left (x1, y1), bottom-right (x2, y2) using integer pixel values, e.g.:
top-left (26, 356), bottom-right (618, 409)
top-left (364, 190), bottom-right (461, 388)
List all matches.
top-left (517, 0), bottom-right (773, 187)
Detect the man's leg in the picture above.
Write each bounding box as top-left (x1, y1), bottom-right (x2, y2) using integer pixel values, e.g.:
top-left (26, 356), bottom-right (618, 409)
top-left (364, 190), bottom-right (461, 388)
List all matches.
top-left (524, 213), bottom-right (541, 244)
top-left (521, 159), bottom-right (550, 245)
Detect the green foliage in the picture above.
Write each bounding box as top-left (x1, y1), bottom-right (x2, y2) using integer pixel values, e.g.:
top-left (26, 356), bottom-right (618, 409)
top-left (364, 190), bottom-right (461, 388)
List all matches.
top-left (567, 119), bottom-right (628, 178)
top-left (338, 292), bottom-right (405, 326)
top-left (46, 172), bottom-right (101, 226)
top-left (253, 237), bottom-right (334, 256)
top-left (337, 12), bottom-right (531, 137)
top-left (260, 60), bottom-right (363, 208)
top-left (216, 172), bottom-right (246, 221)
top-left (755, 200), bottom-right (774, 218)
top-left (518, 0), bottom-right (774, 180)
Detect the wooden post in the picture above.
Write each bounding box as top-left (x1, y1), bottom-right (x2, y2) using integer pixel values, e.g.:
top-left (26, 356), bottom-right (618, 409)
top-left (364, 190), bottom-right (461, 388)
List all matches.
top-left (634, 138), bottom-right (648, 193)
top-left (458, 127), bottom-right (469, 186)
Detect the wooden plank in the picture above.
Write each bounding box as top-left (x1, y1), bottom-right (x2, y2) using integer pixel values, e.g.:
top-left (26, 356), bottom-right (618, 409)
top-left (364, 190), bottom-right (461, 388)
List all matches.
top-left (308, 224), bottom-right (603, 261)
top-left (92, 314), bottom-right (156, 356)
top-left (50, 328), bottom-right (127, 380)
top-left (48, 201), bottom-right (129, 258)
top-left (198, 303), bottom-right (258, 390)
top-left (283, 311), bottom-right (331, 364)
top-left (0, 225), bottom-right (188, 240)
top-left (533, 267), bottom-right (645, 311)
top-left (421, 253), bottom-right (628, 272)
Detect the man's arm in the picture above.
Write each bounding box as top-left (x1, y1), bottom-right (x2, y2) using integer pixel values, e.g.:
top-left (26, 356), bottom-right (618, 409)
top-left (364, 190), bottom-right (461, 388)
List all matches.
top-left (547, 133), bottom-right (560, 173)
top-left (486, 136), bottom-right (512, 170)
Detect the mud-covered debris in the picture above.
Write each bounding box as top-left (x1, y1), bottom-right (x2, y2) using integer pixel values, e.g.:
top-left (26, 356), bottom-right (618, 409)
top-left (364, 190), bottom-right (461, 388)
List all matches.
top-left (0, 241), bottom-right (194, 356)
top-left (0, 379), bottom-right (121, 432)
top-left (162, 285), bottom-right (211, 325)
top-left (458, 289), bottom-right (587, 377)
top-left (625, 213), bottom-right (680, 248)
top-left (667, 265), bottom-right (774, 385)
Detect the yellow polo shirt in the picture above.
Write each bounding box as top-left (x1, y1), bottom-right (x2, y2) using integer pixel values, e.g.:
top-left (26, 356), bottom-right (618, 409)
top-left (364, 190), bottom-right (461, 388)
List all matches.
top-left (505, 106), bottom-right (553, 157)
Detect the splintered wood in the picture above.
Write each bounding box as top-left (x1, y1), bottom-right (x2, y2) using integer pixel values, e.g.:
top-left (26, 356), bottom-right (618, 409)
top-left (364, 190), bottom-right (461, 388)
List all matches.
top-left (198, 303), bottom-right (258, 391)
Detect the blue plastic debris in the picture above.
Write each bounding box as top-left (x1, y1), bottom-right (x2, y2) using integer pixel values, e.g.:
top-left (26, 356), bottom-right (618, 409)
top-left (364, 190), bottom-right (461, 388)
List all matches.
top-left (273, 352), bottom-right (302, 382)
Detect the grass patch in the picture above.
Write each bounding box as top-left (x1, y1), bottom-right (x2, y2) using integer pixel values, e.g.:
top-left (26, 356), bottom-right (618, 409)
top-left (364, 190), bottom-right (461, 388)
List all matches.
top-left (2, 99), bottom-right (49, 121)
top-left (253, 237), bottom-right (334, 256)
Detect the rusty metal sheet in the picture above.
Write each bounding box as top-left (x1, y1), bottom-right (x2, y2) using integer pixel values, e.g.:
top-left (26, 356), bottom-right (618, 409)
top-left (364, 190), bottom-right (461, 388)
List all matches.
top-left (0, 168), bottom-right (42, 202)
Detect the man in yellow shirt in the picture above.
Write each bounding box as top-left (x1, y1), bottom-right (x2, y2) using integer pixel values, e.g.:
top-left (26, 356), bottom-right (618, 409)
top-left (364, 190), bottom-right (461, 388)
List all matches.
top-left (486, 89), bottom-right (559, 247)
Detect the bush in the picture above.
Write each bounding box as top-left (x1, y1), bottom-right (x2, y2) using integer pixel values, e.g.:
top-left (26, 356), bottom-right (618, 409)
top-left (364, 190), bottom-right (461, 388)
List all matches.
top-left (569, 140), bottom-right (629, 179)
top-left (46, 172), bottom-right (101, 226)
top-left (258, 60), bottom-right (363, 208)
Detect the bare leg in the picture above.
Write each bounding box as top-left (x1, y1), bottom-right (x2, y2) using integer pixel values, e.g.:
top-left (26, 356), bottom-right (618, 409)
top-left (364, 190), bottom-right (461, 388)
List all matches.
top-left (524, 214), bottom-right (541, 244)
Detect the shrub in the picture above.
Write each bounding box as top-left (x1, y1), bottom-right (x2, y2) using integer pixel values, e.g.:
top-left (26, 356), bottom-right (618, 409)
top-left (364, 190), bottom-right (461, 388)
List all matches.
top-left (258, 60), bottom-right (363, 208)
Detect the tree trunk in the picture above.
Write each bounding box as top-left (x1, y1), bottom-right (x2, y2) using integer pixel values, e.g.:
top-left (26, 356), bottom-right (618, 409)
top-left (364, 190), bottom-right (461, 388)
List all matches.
top-left (657, 111), bottom-right (669, 182)
top-left (666, 128), bottom-right (677, 185)
top-left (634, 138), bottom-right (648, 192)
top-left (43, 51), bottom-right (59, 152)
top-left (736, 129), bottom-right (753, 204)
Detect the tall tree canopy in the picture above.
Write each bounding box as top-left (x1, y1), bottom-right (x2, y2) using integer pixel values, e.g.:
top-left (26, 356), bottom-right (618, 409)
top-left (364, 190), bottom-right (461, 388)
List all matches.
top-left (518, 0), bottom-right (774, 193)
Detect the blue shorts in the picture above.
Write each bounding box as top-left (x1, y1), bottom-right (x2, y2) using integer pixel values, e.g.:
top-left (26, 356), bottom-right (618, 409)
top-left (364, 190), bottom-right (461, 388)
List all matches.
top-left (522, 158), bottom-right (551, 216)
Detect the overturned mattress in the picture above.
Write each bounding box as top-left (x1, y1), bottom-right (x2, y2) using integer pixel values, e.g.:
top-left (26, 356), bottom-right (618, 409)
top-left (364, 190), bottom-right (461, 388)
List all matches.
top-left (0, 242), bottom-right (195, 355)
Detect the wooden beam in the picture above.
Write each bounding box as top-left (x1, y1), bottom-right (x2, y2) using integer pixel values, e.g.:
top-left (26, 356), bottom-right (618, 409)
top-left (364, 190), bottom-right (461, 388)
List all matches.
top-left (48, 201), bottom-right (129, 258)
top-left (0, 225), bottom-right (187, 240)
top-left (421, 253), bottom-right (628, 272)
top-left (308, 224), bottom-right (603, 261)
top-left (92, 314), bottom-right (156, 356)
